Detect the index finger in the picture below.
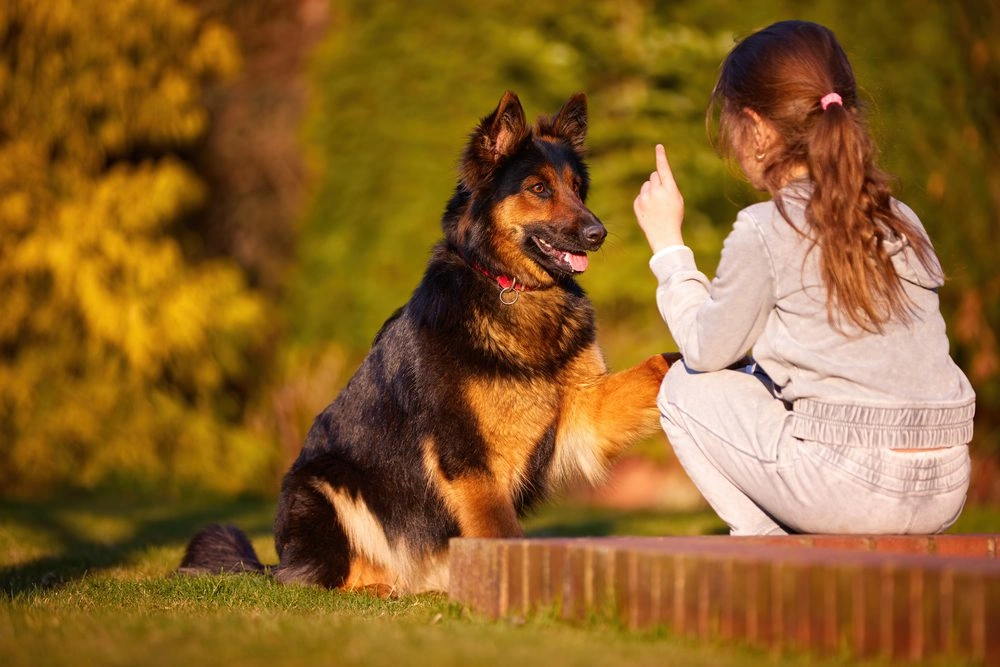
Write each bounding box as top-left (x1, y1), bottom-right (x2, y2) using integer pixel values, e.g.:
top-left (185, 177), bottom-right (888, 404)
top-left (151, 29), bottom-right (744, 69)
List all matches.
top-left (655, 144), bottom-right (673, 182)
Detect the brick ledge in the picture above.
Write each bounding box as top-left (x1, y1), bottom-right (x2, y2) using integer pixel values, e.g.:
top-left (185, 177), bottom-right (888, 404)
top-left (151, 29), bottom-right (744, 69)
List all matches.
top-left (449, 535), bottom-right (1000, 664)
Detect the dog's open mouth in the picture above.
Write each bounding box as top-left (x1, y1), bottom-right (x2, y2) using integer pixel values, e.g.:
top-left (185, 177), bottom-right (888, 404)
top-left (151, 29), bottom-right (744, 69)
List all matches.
top-left (532, 236), bottom-right (589, 273)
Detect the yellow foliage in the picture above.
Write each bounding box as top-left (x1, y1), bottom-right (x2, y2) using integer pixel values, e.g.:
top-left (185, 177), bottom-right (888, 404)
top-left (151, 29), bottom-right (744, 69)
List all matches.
top-left (0, 0), bottom-right (271, 496)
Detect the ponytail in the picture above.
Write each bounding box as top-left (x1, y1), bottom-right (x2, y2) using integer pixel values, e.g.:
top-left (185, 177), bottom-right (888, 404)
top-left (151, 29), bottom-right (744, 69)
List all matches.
top-left (805, 93), bottom-right (939, 333)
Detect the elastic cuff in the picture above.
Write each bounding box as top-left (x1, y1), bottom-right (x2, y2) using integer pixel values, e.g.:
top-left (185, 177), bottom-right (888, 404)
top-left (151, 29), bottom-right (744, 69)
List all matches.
top-left (649, 245), bottom-right (697, 281)
top-left (648, 245), bottom-right (689, 267)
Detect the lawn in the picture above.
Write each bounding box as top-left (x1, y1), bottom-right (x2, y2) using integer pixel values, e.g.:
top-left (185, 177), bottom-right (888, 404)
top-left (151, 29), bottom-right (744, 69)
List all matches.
top-left (0, 494), bottom-right (987, 667)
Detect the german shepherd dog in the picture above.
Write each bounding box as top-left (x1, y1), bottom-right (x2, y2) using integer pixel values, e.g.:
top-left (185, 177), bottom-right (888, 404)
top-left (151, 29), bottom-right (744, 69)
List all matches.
top-left (180, 92), bottom-right (675, 594)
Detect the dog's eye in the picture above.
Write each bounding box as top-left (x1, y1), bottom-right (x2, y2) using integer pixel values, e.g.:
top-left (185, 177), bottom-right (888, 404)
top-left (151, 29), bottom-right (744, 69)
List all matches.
top-left (529, 182), bottom-right (548, 196)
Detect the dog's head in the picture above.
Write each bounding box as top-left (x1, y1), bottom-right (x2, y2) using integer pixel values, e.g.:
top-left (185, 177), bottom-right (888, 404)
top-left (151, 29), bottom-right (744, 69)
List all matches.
top-left (444, 92), bottom-right (606, 288)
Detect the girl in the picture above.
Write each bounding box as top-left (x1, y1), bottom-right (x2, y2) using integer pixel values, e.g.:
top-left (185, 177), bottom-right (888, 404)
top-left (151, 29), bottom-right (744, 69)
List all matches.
top-left (633, 20), bottom-right (975, 535)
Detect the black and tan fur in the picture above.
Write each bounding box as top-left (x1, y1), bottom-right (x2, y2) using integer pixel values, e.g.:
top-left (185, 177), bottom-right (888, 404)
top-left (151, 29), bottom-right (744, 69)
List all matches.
top-left (180, 92), bottom-right (675, 594)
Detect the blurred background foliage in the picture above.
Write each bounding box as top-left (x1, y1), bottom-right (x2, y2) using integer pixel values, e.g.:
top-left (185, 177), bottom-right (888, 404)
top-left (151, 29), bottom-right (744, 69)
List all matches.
top-left (1, 0), bottom-right (998, 502)
top-left (0, 0), bottom-right (272, 496)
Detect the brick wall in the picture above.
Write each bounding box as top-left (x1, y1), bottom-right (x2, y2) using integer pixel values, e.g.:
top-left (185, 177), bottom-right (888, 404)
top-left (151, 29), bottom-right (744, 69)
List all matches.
top-left (449, 535), bottom-right (999, 664)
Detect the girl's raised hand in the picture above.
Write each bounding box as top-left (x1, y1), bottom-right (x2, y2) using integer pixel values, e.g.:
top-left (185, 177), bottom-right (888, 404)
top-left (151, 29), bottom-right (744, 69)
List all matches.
top-left (633, 144), bottom-right (685, 253)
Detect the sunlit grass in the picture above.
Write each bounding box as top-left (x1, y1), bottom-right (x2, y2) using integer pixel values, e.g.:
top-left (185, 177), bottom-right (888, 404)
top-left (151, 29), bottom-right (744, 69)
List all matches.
top-left (0, 495), bottom-right (988, 667)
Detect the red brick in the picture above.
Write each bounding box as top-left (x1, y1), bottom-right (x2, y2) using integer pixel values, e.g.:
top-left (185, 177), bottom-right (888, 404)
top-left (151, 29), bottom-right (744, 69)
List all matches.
top-left (589, 547), bottom-right (616, 622)
top-left (646, 553), bottom-right (667, 629)
top-left (917, 566), bottom-right (945, 660)
top-left (773, 562), bottom-right (795, 649)
top-left (814, 566), bottom-right (835, 650)
top-left (560, 544), bottom-right (587, 622)
top-left (772, 560), bottom-right (823, 652)
top-left (744, 559), bottom-right (765, 645)
top-left (672, 555), bottom-right (695, 637)
top-left (684, 556), bottom-right (707, 639)
top-left (755, 560), bottom-right (777, 647)
top-left (850, 564), bottom-right (882, 658)
top-left (934, 535), bottom-right (996, 558)
top-left (716, 557), bottom-right (736, 641)
top-left (694, 555), bottom-right (712, 638)
top-left (580, 546), bottom-right (596, 609)
top-left (798, 564), bottom-right (821, 649)
top-left (875, 563), bottom-right (894, 660)
top-left (952, 568), bottom-right (986, 663)
top-left (656, 553), bottom-right (677, 633)
top-left (612, 550), bottom-right (633, 627)
top-left (827, 565), bottom-right (856, 655)
top-left (886, 564), bottom-right (913, 661)
top-left (494, 542), bottom-right (511, 617)
top-left (631, 550), bottom-right (656, 629)
top-left (505, 542), bottom-right (525, 617)
top-left (523, 542), bottom-right (546, 612)
top-left (872, 535), bottom-right (933, 555)
top-left (727, 557), bottom-right (750, 643)
top-left (795, 535), bottom-right (875, 551)
top-left (903, 566), bottom-right (926, 661)
top-left (450, 538), bottom-right (503, 618)
top-left (985, 575), bottom-right (1000, 667)
top-left (547, 542), bottom-right (567, 609)
top-left (939, 567), bottom-right (957, 656)
top-left (803, 564), bottom-right (832, 652)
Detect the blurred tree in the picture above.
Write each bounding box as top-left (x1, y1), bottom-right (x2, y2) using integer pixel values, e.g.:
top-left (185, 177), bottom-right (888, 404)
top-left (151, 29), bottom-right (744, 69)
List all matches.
top-left (187, 0), bottom-right (330, 296)
top-left (0, 0), bottom-right (273, 496)
top-left (185, 0), bottom-right (338, 470)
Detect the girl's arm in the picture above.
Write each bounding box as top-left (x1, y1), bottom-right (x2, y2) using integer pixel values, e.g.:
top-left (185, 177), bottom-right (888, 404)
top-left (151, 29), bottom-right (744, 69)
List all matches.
top-left (650, 214), bottom-right (774, 371)
top-left (634, 145), bottom-right (775, 370)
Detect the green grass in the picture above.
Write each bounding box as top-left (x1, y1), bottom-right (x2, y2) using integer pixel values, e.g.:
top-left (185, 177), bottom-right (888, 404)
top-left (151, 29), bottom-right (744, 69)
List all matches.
top-left (0, 495), bottom-right (987, 667)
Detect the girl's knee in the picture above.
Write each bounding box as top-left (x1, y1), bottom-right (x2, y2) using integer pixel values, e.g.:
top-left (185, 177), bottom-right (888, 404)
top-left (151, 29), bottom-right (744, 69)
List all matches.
top-left (660, 361), bottom-right (772, 407)
top-left (658, 360), bottom-right (696, 405)
top-left (658, 360), bottom-right (730, 407)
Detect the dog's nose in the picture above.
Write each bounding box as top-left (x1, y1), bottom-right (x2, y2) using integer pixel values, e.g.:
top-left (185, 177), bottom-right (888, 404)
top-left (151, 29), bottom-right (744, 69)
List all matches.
top-left (582, 222), bottom-right (607, 246)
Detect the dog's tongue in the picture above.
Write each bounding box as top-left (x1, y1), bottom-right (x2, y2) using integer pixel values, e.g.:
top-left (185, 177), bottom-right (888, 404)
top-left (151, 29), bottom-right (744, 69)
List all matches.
top-left (564, 251), bottom-right (589, 272)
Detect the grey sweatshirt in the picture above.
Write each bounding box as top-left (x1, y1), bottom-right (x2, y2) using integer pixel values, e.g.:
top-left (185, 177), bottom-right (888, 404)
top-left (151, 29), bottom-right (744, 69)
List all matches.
top-left (650, 182), bottom-right (975, 448)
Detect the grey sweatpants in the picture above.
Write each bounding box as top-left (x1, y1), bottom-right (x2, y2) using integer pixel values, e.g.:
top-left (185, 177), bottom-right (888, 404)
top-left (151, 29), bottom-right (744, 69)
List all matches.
top-left (659, 362), bottom-right (971, 535)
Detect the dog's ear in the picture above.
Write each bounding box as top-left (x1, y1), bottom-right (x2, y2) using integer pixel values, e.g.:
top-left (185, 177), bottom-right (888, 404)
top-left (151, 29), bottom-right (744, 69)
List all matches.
top-left (484, 91), bottom-right (529, 159)
top-left (542, 92), bottom-right (588, 153)
top-left (461, 91), bottom-right (528, 188)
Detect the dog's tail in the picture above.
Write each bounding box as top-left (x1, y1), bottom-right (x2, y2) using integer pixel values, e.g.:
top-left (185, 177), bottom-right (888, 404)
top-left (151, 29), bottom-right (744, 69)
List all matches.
top-left (177, 524), bottom-right (267, 575)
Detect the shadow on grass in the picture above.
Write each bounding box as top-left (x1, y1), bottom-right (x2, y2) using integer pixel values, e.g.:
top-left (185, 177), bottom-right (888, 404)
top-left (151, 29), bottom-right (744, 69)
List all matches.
top-left (0, 493), bottom-right (728, 601)
top-left (0, 494), bottom-right (276, 599)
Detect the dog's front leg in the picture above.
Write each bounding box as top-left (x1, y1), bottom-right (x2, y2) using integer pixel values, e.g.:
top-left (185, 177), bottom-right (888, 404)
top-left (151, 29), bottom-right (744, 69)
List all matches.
top-left (444, 474), bottom-right (524, 538)
top-left (556, 348), bottom-right (679, 481)
top-left (593, 351), bottom-right (679, 453)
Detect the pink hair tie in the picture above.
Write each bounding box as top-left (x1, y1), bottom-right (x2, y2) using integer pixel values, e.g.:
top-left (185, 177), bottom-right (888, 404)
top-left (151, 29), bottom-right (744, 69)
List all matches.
top-left (820, 92), bottom-right (843, 110)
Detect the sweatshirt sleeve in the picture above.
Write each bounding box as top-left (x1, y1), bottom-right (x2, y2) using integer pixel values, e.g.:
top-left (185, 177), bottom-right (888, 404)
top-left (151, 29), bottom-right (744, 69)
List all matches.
top-left (649, 211), bottom-right (775, 371)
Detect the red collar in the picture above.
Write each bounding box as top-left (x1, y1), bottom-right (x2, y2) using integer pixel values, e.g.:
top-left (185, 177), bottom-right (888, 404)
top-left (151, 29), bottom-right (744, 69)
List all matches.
top-left (471, 261), bottom-right (539, 305)
top-left (472, 262), bottom-right (536, 292)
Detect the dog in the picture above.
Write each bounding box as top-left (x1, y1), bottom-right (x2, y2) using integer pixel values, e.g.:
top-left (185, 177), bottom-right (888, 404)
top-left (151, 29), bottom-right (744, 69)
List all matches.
top-left (179, 91), bottom-right (675, 594)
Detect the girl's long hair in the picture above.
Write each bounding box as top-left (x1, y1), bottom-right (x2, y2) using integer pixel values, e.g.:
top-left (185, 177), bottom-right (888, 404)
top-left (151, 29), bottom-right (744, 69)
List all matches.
top-left (709, 20), bottom-right (939, 333)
